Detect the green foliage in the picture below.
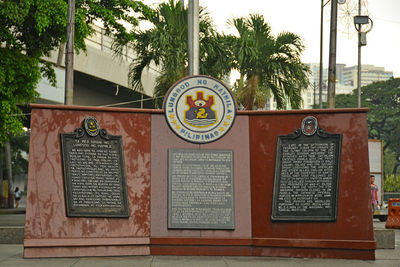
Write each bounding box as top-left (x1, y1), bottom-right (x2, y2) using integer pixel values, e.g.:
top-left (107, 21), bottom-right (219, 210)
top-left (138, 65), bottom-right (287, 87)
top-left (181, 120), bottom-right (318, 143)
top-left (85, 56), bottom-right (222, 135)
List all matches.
top-left (335, 93), bottom-right (357, 108)
top-left (0, 48), bottom-right (40, 143)
top-left (9, 132), bottom-right (30, 176)
top-left (129, 5), bottom-right (309, 110)
top-left (384, 148), bottom-right (397, 176)
top-left (226, 14), bottom-right (310, 110)
top-left (383, 174), bottom-right (400, 192)
top-left (0, 0), bottom-right (151, 145)
top-left (336, 78), bottom-right (400, 156)
top-left (129, 0), bottom-right (229, 108)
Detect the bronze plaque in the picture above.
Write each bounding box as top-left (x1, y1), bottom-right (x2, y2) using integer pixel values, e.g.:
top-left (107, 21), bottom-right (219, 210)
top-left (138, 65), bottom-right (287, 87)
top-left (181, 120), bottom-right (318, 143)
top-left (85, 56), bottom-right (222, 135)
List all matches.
top-left (60, 117), bottom-right (129, 217)
top-left (271, 117), bottom-right (342, 221)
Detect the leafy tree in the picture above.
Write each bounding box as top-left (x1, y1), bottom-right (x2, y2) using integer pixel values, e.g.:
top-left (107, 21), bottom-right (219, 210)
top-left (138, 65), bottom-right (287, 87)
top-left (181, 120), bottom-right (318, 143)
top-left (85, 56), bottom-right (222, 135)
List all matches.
top-left (0, 0), bottom-right (152, 145)
top-left (383, 174), bottom-right (400, 192)
top-left (0, 50), bottom-right (41, 144)
top-left (336, 78), bottom-right (400, 155)
top-left (9, 132), bottom-right (30, 176)
top-left (384, 149), bottom-right (397, 176)
top-left (128, 0), bottom-right (230, 108)
top-left (225, 14), bottom-right (310, 110)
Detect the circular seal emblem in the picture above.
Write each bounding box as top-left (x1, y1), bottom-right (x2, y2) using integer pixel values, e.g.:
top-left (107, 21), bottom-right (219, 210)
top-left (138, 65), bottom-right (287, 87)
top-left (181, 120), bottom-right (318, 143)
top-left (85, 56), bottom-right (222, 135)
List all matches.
top-left (163, 75), bottom-right (237, 144)
top-left (301, 116), bottom-right (318, 136)
top-left (83, 116), bottom-right (100, 137)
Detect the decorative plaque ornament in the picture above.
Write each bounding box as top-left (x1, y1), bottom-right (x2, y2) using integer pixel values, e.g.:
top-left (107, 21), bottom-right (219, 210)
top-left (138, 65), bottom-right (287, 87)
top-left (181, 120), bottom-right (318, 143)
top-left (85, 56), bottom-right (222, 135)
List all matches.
top-left (163, 75), bottom-right (237, 144)
top-left (301, 116), bottom-right (318, 136)
top-left (84, 116), bottom-right (100, 137)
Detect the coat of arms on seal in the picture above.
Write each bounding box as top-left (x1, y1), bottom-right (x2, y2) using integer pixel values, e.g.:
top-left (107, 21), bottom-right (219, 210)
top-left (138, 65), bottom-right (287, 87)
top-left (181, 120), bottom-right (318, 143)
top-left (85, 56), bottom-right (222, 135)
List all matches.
top-left (163, 75), bottom-right (237, 144)
top-left (185, 91), bottom-right (217, 128)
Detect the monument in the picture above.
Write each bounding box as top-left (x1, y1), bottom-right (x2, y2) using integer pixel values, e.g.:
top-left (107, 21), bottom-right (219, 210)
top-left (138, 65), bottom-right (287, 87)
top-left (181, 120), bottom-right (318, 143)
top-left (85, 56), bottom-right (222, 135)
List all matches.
top-left (24, 75), bottom-right (375, 259)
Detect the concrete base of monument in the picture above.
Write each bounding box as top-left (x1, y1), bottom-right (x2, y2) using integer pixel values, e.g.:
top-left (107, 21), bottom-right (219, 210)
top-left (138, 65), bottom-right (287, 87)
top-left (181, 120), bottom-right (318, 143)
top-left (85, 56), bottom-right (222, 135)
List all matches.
top-left (24, 238), bottom-right (149, 258)
top-left (24, 104), bottom-right (376, 260)
top-left (150, 238), bottom-right (253, 256)
top-left (252, 238), bottom-right (375, 260)
top-left (148, 237), bottom-right (375, 259)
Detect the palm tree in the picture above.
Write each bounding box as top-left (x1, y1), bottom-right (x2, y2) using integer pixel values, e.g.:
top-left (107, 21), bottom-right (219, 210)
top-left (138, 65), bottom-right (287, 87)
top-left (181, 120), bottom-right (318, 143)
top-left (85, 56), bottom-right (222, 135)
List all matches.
top-left (129, 0), bottom-right (230, 108)
top-left (226, 14), bottom-right (310, 110)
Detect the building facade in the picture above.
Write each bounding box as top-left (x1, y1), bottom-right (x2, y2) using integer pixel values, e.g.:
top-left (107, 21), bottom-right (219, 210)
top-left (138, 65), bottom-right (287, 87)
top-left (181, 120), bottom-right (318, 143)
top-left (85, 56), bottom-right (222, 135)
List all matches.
top-left (299, 63), bottom-right (394, 109)
top-left (36, 24), bottom-right (157, 108)
top-left (343, 64), bottom-right (393, 87)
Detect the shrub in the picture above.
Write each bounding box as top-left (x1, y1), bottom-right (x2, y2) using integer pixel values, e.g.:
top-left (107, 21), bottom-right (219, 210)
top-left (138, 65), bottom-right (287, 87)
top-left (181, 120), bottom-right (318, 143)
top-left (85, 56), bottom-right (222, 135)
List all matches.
top-left (384, 174), bottom-right (400, 192)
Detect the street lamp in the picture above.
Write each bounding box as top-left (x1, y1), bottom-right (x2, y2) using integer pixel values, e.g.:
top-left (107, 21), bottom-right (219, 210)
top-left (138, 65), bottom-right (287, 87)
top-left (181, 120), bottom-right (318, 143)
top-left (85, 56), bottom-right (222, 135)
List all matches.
top-left (188, 0), bottom-right (199, 75)
top-left (354, 13), bottom-right (373, 108)
top-left (319, 0), bottom-right (330, 109)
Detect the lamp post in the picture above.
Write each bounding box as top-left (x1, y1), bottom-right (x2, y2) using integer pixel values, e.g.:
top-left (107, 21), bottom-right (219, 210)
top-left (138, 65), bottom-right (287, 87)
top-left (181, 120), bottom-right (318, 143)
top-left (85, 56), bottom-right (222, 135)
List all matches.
top-left (319, 0), bottom-right (330, 109)
top-left (188, 0), bottom-right (199, 75)
top-left (354, 8), bottom-right (373, 108)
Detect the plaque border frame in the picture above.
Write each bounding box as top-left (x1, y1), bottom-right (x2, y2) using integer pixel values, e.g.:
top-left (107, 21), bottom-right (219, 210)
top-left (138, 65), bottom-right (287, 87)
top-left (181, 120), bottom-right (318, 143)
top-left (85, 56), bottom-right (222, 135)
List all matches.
top-left (60, 119), bottom-right (130, 218)
top-left (271, 127), bottom-right (342, 222)
top-left (167, 148), bottom-right (235, 229)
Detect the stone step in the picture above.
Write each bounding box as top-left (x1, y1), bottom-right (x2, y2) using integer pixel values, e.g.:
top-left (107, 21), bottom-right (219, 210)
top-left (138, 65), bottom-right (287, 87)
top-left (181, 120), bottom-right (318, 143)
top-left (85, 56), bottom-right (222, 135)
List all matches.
top-left (0, 226), bottom-right (395, 249)
top-left (374, 228), bottom-right (395, 249)
top-left (0, 227), bottom-right (24, 244)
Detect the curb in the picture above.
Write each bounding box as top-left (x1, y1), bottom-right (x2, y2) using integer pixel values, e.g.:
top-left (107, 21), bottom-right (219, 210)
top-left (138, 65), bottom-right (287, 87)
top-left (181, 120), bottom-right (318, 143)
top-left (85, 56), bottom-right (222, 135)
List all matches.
top-left (374, 229), bottom-right (395, 249)
top-left (0, 209), bottom-right (26, 215)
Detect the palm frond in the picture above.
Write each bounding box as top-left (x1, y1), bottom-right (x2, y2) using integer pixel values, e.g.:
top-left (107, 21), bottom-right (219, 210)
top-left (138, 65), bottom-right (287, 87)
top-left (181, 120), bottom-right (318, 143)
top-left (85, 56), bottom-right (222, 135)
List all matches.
top-left (227, 13), bottom-right (309, 110)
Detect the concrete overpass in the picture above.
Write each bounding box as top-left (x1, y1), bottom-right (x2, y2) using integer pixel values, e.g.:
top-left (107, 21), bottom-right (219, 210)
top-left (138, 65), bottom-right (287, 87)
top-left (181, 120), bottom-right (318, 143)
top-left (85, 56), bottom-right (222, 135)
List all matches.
top-left (36, 24), bottom-right (157, 109)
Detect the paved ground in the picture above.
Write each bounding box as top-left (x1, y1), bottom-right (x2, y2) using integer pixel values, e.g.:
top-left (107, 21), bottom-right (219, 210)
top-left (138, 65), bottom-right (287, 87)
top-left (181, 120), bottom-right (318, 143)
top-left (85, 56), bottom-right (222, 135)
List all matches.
top-left (0, 213), bottom-right (25, 226)
top-left (1, 200), bottom-right (399, 267)
top-left (0, 243), bottom-right (399, 267)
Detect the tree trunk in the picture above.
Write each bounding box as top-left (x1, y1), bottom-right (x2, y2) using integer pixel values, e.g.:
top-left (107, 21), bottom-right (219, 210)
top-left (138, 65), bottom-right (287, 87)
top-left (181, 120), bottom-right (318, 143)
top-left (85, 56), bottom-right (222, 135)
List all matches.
top-left (65, 0), bottom-right (75, 105)
top-left (5, 142), bottom-right (12, 193)
top-left (245, 75), bottom-right (259, 110)
top-left (0, 147), bottom-right (3, 206)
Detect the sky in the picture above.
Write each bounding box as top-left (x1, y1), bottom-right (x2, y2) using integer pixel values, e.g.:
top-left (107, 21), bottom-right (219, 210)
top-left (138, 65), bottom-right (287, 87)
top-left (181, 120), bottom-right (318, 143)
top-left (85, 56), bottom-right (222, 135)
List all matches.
top-left (143, 0), bottom-right (400, 77)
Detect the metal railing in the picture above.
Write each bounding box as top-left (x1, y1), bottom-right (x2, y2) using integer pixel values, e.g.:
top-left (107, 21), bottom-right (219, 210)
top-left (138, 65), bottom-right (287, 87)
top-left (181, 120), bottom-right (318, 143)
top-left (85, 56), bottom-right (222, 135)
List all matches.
top-left (85, 24), bottom-right (136, 62)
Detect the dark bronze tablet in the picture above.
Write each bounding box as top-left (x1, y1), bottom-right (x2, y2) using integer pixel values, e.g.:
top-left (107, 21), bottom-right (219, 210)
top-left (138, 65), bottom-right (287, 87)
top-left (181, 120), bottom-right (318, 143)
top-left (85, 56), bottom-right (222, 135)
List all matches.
top-left (271, 117), bottom-right (342, 221)
top-left (60, 117), bottom-right (129, 217)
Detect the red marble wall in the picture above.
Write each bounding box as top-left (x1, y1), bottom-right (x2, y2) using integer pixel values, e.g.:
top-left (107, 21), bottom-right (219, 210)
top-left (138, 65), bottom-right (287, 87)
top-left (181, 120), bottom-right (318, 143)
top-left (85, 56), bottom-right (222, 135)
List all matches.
top-left (248, 109), bottom-right (375, 259)
top-left (24, 105), bottom-right (375, 259)
top-left (150, 114), bottom-right (252, 255)
top-left (24, 105), bottom-right (152, 258)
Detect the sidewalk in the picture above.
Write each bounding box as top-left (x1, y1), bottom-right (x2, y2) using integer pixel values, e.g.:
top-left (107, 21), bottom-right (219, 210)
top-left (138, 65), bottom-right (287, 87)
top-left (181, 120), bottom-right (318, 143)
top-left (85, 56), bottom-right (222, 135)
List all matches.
top-left (0, 243), bottom-right (399, 267)
top-left (0, 194), bottom-right (26, 215)
top-left (0, 196), bottom-right (26, 245)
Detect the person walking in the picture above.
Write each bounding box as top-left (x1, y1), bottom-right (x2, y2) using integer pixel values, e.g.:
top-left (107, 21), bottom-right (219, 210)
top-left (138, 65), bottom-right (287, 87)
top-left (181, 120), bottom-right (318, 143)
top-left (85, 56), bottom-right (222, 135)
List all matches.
top-left (370, 175), bottom-right (379, 213)
top-left (14, 187), bottom-right (21, 208)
